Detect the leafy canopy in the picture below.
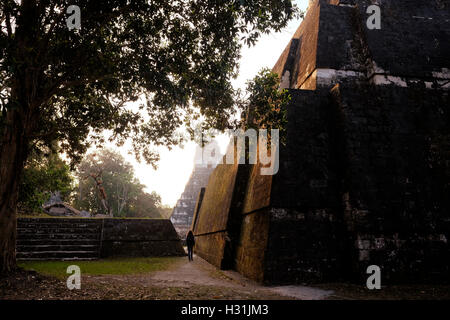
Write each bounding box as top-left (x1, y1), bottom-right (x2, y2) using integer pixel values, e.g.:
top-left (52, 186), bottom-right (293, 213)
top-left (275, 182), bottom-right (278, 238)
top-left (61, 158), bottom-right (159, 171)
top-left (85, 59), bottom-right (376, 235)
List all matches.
top-left (240, 68), bottom-right (289, 142)
top-left (74, 148), bottom-right (163, 218)
top-left (18, 150), bottom-right (73, 213)
top-left (0, 0), bottom-right (298, 166)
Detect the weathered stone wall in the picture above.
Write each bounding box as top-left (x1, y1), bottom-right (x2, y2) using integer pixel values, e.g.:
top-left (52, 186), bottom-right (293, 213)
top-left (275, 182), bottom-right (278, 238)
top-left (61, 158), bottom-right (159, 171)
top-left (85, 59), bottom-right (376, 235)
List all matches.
top-left (234, 208), bottom-right (271, 283)
top-left (17, 218), bottom-right (185, 260)
top-left (264, 208), bottom-right (345, 284)
top-left (234, 89), bottom-right (344, 283)
top-left (354, 0), bottom-right (450, 86)
top-left (261, 84), bottom-right (449, 284)
top-left (191, 163), bottom-right (239, 267)
top-left (100, 219), bottom-right (185, 258)
top-left (270, 89), bottom-right (338, 209)
top-left (241, 161), bottom-right (272, 214)
top-left (273, 1), bottom-right (320, 89)
top-left (191, 188), bottom-right (205, 233)
top-left (261, 89), bottom-right (347, 284)
top-left (195, 83), bottom-right (450, 284)
top-left (330, 84), bottom-right (450, 282)
top-left (192, 0), bottom-right (450, 284)
top-left (192, 150), bottom-right (253, 269)
top-left (233, 161), bottom-right (272, 282)
top-left (193, 164), bottom-right (238, 235)
top-left (276, 0), bottom-right (450, 90)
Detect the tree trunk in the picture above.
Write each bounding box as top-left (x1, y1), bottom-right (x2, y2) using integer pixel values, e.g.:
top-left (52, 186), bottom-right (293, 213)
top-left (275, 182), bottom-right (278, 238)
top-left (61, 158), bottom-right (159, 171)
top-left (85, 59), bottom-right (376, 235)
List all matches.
top-left (0, 109), bottom-right (29, 274)
top-left (1, 0), bottom-right (41, 274)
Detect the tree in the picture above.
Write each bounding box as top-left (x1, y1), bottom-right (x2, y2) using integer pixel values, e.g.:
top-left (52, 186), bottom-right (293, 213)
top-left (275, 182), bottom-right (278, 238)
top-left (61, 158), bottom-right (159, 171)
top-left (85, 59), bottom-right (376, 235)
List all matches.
top-left (158, 205), bottom-right (174, 219)
top-left (74, 149), bottom-right (162, 218)
top-left (240, 68), bottom-right (289, 140)
top-left (0, 0), bottom-right (298, 273)
top-left (18, 151), bottom-right (73, 214)
top-left (128, 191), bottom-right (162, 219)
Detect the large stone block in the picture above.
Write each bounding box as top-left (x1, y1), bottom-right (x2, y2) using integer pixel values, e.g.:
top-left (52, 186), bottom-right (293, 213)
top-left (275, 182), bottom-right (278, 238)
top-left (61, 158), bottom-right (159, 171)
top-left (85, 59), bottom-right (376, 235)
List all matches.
top-left (191, 163), bottom-right (239, 267)
top-left (100, 219), bottom-right (185, 257)
top-left (234, 208), bottom-right (270, 283)
top-left (191, 0), bottom-right (450, 284)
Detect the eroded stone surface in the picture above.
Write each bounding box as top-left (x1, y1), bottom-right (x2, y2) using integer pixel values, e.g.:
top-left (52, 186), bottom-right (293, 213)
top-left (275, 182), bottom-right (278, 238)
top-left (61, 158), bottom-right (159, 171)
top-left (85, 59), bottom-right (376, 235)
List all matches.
top-left (192, 0), bottom-right (450, 285)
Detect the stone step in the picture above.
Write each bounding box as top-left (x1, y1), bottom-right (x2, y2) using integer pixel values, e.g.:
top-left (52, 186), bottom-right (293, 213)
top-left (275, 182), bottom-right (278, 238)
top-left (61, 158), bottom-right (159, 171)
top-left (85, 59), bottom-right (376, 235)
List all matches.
top-left (17, 257), bottom-right (99, 261)
top-left (17, 227), bottom-right (101, 234)
top-left (17, 233), bottom-right (100, 240)
top-left (17, 239), bottom-right (100, 246)
top-left (17, 218), bottom-right (102, 224)
top-left (17, 222), bottom-right (102, 229)
top-left (18, 218), bottom-right (102, 224)
top-left (16, 251), bottom-right (99, 259)
top-left (17, 244), bottom-right (100, 252)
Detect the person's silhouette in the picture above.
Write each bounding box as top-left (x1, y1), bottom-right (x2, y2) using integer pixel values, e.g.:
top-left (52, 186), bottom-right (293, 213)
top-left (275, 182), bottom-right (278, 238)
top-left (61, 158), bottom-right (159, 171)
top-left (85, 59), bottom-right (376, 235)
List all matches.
top-left (186, 231), bottom-right (195, 261)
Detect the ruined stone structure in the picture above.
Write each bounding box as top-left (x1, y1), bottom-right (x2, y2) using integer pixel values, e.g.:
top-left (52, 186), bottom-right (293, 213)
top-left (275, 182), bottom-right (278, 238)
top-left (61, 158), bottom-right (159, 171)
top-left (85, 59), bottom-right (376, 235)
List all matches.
top-left (170, 147), bottom-right (217, 239)
top-left (192, 0), bottom-right (450, 284)
top-left (17, 218), bottom-right (184, 260)
top-left (41, 191), bottom-right (85, 217)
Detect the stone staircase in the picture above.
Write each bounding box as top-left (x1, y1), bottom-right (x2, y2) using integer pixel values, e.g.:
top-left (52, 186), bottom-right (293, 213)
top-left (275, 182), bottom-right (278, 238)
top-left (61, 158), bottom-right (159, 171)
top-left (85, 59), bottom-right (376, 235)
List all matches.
top-left (16, 218), bottom-right (103, 261)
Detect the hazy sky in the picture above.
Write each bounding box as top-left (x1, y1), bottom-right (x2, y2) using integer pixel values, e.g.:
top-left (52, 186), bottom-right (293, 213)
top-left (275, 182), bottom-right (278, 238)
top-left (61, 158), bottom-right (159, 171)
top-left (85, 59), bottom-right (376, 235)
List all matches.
top-left (103, 0), bottom-right (309, 207)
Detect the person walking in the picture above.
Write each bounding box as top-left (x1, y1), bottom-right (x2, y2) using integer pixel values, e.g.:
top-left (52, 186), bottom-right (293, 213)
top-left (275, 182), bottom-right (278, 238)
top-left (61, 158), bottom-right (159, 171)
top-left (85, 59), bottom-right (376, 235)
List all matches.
top-left (186, 231), bottom-right (195, 261)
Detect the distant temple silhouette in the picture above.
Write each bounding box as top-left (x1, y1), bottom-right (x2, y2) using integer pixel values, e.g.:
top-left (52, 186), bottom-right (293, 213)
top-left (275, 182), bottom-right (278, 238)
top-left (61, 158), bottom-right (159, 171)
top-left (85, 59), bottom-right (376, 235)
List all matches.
top-left (170, 143), bottom-right (220, 239)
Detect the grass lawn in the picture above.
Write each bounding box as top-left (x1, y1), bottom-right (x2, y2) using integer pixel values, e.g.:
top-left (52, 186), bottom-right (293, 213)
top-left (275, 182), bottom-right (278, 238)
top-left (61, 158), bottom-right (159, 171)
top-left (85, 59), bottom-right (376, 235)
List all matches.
top-left (18, 257), bottom-right (181, 279)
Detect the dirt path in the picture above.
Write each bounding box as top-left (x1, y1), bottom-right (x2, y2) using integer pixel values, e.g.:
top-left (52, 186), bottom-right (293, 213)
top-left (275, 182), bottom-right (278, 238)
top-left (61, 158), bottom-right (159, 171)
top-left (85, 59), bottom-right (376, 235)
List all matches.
top-left (0, 255), bottom-right (334, 300)
top-left (6, 255), bottom-right (446, 300)
top-left (79, 257), bottom-right (450, 300)
top-left (81, 255), bottom-right (333, 300)
top-left (153, 256), bottom-right (334, 299)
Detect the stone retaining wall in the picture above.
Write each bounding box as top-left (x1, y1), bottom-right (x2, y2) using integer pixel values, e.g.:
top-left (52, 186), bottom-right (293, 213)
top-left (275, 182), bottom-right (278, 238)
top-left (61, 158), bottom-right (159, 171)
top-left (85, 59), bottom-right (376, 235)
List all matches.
top-left (100, 218), bottom-right (185, 257)
top-left (17, 218), bottom-right (185, 260)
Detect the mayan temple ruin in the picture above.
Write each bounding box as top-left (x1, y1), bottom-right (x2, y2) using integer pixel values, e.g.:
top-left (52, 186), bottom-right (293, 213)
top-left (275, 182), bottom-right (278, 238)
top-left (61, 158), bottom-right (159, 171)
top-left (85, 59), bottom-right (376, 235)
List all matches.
top-left (170, 146), bottom-right (218, 239)
top-left (191, 0), bottom-right (450, 284)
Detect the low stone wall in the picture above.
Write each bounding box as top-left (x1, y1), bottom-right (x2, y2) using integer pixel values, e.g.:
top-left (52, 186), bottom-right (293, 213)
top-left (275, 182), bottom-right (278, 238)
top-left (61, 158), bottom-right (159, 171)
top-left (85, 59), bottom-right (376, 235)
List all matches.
top-left (100, 219), bottom-right (185, 258)
top-left (16, 218), bottom-right (185, 260)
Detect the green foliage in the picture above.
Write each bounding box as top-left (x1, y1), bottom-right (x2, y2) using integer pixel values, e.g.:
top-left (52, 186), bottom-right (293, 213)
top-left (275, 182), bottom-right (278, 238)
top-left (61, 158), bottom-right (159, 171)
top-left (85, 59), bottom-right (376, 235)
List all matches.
top-left (18, 152), bottom-right (73, 213)
top-left (74, 149), bottom-right (162, 218)
top-left (239, 68), bottom-right (290, 143)
top-left (158, 205), bottom-right (174, 219)
top-left (0, 1), bottom-right (299, 167)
